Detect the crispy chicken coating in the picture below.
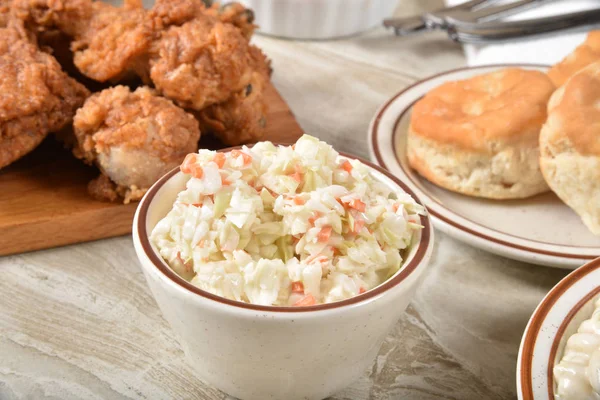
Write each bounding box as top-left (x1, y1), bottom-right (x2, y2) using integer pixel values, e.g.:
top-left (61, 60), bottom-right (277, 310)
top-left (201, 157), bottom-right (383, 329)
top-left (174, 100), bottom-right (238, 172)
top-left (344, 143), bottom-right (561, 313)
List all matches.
top-left (196, 45), bottom-right (270, 145)
top-left (147, 13), bottom-right (254, 110)
top-left (0, 0), bottom-right (10, 28)
top-left (16, 0), bottom-right (257, 111)
top-left (13, 0), bottom-right (152, 82)
top-left (72, 0), bottom-right (152, 82)
top-left (0, 26), bottom-right (89, 169)
top-left (206, 2), bottom-right (256, 39)
top-left (13, 0), bottom-right (271, 147)
top-left (73, 86), bottom-right (200, 203)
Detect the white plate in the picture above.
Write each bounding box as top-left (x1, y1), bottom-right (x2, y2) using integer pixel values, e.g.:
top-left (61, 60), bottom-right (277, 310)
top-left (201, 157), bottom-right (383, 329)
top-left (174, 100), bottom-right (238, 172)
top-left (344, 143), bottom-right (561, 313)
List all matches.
top-left (517, 257), bottom-right (600, 399)
top-left (368, 64), bottom-right (600, 269)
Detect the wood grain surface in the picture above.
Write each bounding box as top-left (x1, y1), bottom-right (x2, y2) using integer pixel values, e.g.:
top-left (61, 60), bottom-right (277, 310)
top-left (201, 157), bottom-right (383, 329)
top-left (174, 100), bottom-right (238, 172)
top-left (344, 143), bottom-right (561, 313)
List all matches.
top-left (0, 84), bottom-right (303, 256)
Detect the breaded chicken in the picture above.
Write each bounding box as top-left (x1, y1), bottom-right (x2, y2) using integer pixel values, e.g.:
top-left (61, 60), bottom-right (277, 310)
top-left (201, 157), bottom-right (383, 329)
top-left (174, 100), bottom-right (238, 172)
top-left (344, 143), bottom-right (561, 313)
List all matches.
top-left (145, 0), bottom-right (255, 110)
top-left (72, 0), bottom-right (152, 82)
top-left (14, 0), bottom-right (271, 146)
top-left (0, 26), bottom-right (89, 169)
top-left (12, 0), bottom-right (93, 37)
top-left (14, 0), bottom-right (151, 82)
top-left (206, 2), bottom-right (256, 39)
top-left (73, 86), bottom-right (201, 203)
top-left (0, 0), bottom-right (11, 28)
top-left (147, 14), bottom-right (254, 110)
top-left (16, 0), bottom-right (256, 111)
top-left (196, 45), bottom-right (271, 145)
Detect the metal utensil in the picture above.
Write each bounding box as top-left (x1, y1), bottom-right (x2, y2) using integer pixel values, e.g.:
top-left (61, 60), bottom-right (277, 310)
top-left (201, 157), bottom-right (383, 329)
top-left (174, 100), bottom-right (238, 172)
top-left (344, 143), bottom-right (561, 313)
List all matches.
top-left (448, 7), bottom-right (600, 43)
top-left (383, 0), bottom-right (497, 35)
top-left (439, 0), bottom-right (553, 24)
top-left (384, 0), bottom-right (600, 44)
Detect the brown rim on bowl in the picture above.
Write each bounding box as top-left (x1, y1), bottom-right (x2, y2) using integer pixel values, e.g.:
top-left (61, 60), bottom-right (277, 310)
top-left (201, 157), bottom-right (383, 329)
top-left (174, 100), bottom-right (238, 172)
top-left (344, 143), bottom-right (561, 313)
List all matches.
top-left (370, 63), bottom-right (598, 260)
top-left (136, 148), bottom-right (432, 313)
top-left (519, 257), bottom-right (600, 399)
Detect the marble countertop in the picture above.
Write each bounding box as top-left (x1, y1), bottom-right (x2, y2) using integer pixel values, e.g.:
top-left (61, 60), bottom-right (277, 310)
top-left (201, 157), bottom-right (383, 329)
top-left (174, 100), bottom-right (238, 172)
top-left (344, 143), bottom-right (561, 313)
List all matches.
top-left (0, 1), bottom-right (572, 399)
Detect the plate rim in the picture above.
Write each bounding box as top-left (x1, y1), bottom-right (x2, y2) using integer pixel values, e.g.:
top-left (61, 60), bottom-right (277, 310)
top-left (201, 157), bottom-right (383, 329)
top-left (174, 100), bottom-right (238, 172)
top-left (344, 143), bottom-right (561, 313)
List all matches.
top-left (368, 63), bottom-right (599, 268)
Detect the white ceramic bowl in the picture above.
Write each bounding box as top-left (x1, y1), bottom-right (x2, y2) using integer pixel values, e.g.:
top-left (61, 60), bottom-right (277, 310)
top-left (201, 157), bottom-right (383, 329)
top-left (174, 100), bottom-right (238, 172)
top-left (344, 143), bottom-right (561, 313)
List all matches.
top-left (132, 150), bottom-right (433, 400)
top-left (238, 0), bottom-right (398, 39)
top-left (517, 257), bottom-right (600, 400)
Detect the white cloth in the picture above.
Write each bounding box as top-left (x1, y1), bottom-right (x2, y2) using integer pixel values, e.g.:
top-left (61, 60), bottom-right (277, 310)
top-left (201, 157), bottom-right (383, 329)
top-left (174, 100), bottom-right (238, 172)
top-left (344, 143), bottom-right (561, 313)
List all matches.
top-left (445, 0), bottom-right (599, 65)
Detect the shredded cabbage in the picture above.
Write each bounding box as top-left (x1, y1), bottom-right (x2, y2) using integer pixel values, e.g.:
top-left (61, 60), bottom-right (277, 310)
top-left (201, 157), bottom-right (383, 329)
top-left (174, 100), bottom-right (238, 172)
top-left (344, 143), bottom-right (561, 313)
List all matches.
top-left (151, 135), bottom-right (425, 306)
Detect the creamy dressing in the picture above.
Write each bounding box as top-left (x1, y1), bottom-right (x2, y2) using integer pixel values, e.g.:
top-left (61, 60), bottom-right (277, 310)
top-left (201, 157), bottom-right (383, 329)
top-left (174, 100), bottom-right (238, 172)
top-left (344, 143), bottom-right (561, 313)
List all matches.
top-left (150, 135), bottom-right (424, 306)
top-left (555, 297), bottom-right (600, 400)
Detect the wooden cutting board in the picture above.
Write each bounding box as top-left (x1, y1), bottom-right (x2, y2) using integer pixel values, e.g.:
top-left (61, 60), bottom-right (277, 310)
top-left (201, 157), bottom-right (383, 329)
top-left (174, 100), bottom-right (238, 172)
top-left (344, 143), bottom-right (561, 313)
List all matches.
top-left (0, 84), bottom-right (304, 256)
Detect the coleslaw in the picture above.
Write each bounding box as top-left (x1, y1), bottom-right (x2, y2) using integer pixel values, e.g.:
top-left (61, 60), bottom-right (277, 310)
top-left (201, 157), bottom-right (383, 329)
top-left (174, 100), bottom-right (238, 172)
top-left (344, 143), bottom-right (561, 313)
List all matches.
top-left (151, 135), bottom-right (424, 306)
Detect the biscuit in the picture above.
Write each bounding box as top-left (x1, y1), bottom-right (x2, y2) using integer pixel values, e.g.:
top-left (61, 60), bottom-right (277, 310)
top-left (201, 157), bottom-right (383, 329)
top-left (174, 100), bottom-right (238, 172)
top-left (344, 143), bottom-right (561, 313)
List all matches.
top-left (407, 68), bottom-right (555, 199)
top-left (540, 62), bottom-right (600, 235)
top-left (548, 31), bottom-right (600, 87)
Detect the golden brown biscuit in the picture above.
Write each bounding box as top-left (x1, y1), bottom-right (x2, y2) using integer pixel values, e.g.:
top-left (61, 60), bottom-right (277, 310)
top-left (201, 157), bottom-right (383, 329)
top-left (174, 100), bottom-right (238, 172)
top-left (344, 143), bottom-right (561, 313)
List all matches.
top-left (407, 68), bottom-right (555, 199)
top-left (548, 31), bottom-right (600, 87)
top-left (540, 61), bottom-right (600, 235)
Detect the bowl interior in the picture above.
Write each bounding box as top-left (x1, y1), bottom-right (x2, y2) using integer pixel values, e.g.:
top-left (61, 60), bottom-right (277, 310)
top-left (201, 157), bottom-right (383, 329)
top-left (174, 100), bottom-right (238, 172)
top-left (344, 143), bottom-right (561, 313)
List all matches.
top-left (518, 258), bottom-right (600, 400)
top-left (144, 165), bottom-right (425, 277)
top-left (138, 153), bottom-right (432, 312)
top-left (550, 290), bottom-right (600, 396)
top-left (552, 294), bottom-right (600, 367)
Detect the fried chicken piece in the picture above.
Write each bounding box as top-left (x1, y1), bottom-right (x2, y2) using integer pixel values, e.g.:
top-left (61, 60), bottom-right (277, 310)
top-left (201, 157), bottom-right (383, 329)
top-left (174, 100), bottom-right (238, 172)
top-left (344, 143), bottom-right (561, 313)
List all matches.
top-left (16, 0), bottom-right (256, 111)
top-left (12, 0), bottom-right (93, 39)
top-left (0, 0), bottom-right (11, 28)
top-left (206, 2), bottom-right (256, 39)
top-left (13, 0), bottom-right (152, 82)
top-left (0, 26), bottom-right (89, 169)
top-left (72, 0), bottom-right (152, 82)
top-left (73, 86), bottom-right (200, 203)
top-left (147, 1), bottom-right (254, 110)
top-left (196, 45), bottom-right (271, 145)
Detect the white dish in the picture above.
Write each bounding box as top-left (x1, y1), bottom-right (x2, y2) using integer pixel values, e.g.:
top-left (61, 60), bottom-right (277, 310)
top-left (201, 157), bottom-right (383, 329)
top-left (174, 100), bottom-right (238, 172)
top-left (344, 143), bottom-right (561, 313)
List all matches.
top-left (238, 0), bottom-right (398, 39)
top-left (517, 257), bottom-right (600, 400)
top-left (368, 64), bottom-right (600, 269)
top-left (132, 150), bottom-right (434, 400)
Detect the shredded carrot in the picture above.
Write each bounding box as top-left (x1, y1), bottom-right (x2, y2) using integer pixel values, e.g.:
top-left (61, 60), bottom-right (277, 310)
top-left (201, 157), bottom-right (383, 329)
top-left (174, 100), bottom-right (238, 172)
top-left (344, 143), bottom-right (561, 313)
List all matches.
top-left (181, 154), bottom-right (196, 172)
top-left (308, 211), bottom-right (322, 226)
top-left (353, 219), bottom-right (365, 233)
top-left (213, 152), bottom-right (226, 168)
top-left (349, 199), bottom-right (366, 212)
top-left (291, 281), bottom-right (304, 293)
top-left (392, 203), bottom-right (400, 213)
top-left (192, 202), bottom-right (203, 207)
top-left (197, 240), bottom-right (205, 248)
top-left (221, 175), bottom-right (231, 186)
top-left (290, 164), bottom-right (303, 183)
top-left (176, 252), bottom-right (192, 272)
top-left (292, 144), bottom-right (296, 150)
top-left (317, 226), bottom-right (332, 243)
top-left (293, 294), bottom-right (316, 306)
top-left (359, 287), bottom-right (366, 294)
top-left (291, 172), bottom-right (303, 183)
top-left (305, 254), bottom-right (328, 264)
top-left (341, 160), bottom-right (353, 173)
top-left (181, 154), bottom-right (203, 178)
top-left (293, 197), bottom-right (305, 205)
top-left (231, 149), bottom-right (252, 165)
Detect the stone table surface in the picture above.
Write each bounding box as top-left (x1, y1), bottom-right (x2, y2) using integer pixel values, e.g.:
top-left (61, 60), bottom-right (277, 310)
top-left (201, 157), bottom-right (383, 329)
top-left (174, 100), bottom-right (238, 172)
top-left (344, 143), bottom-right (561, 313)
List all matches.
top-left (0, 1), bottom-right (573, 399)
